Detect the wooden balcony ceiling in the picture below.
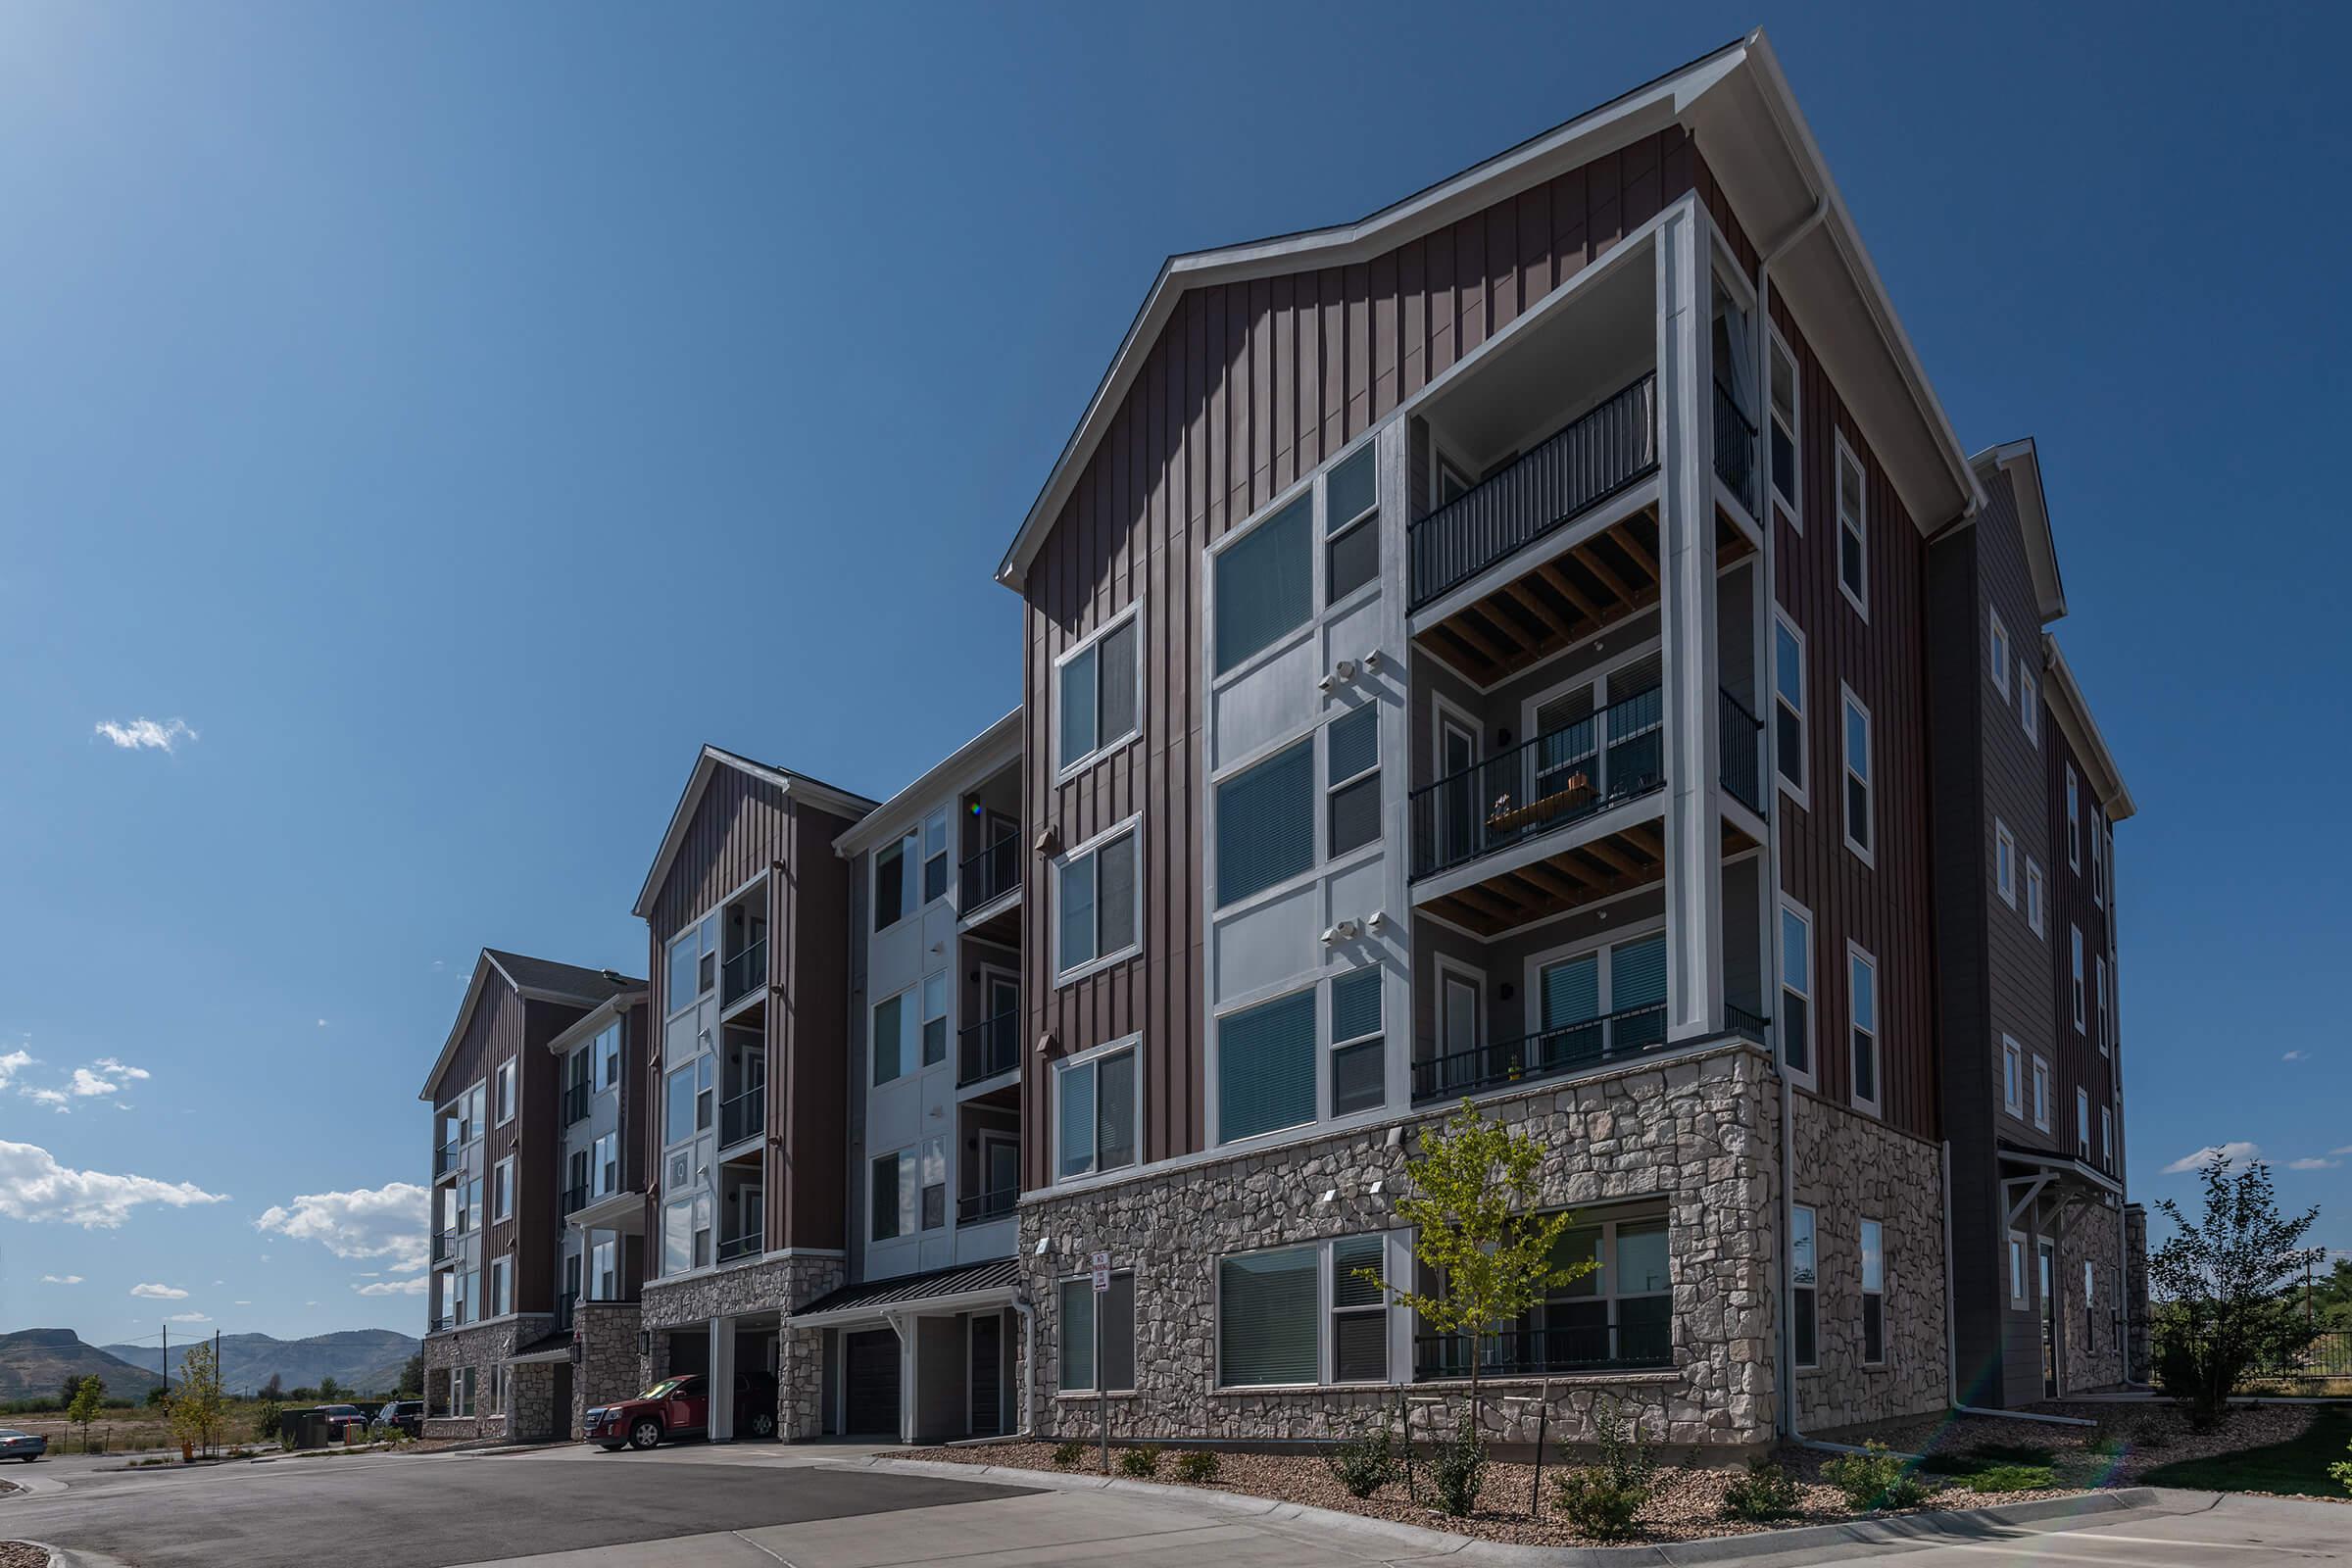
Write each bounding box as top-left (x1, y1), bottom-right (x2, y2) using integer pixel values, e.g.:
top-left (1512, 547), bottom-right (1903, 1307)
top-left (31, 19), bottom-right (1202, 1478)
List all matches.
top-left (1716, 510), bottom-right (1755, 566)
top-left (1420, 819), bottom-right (1665, 938)
top-left (1414, 509), bottom-right (1662, 686)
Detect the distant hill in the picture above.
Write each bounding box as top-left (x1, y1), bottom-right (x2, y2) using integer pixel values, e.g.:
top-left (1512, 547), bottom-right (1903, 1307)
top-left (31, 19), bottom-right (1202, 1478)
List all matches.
top-left (0, 1329), bottom-right (161, 1401)
top-left (100, 1329), bottom-right (420, 1396)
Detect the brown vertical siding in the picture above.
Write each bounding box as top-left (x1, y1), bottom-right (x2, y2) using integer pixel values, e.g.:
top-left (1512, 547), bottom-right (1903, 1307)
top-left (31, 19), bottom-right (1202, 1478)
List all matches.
top-left (2046, 722), bottom-right (2117, 1156)
top-left (1015, 129), bottom-right (1731, 1189)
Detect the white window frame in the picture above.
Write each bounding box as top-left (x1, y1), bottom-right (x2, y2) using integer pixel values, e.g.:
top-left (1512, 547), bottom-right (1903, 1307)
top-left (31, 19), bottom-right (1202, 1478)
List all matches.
top-left (2076, 1087), bottom-right (2091, 1160)
top-left (2000, 1036), bottom-right (2024, 1119)
top-left (2032, 1054), bottom-right (2052, 1132)
top-left (1053, 815), bottom-right (1144, 985)
top-left (1051, 1032), bottom-right (1142, 1184)
top-left (489, 1253), bottom-right (513, 1319)
top-left (591, 1132), bottom-right (618, 1198)
top-left (2020, 663), bottom-right (2039, 746)
top-left (2090, 808), bottom-right (2105, 906)
top-left (1323, 704), bottom-right (1383, 862)
top-left (1322, 439), bottom-right (1383, 611)
top-left (1207, 472), bottom-right (1319, 685)
top-left (1859, 1217), bottom-right (1886, 1365)
top-left (1846, 943), bottom-right (1881, 1118)
top-left (2101, 1103), bottom-right (2113, 1169)
top-left (1211, 1232), bottom-right (1406, 1391)
top-left (452, 1364), bottom-right (476, 1417)
top-left (2070, 925), bottom-right (2086, 1033)
top-left (1995, 820), bottom-right (2016, 907)
top-left (1790, 1201), bottom-right (1819, 1367)
top-left (1839, 684), bottom-right (1874, 866)
top-left (1055, 599), bottom-right (1145, 780)
top-left (1988, 607), bottom-right (2011, 701)
top-left (2095, 957), bottom-right (2109, 1056)
top-left (494, 1058), bottom-right (516, 1127)
top-left (1834, 430), bottom-right (1868, 619)
top-left (1767, 323), bottom-right (1801, 519)
top-left (872, 826), bottom-right (919, 934)
top-left (1056, 1268), bottom-right (1137, 1394)
top-left (2008, 1231), bottom-right (2030, 1307)
top-left (1778, 896), bottom-right (1816, 1088)
top-left (491, 1156), bottom-right (514, 1224)
top-left (2026, 858), bottom-right (2045, 937)
top-left (2066, 766), bottom-right (2081, 870)
top-left (1772, 611), bottom-right (1807, 808)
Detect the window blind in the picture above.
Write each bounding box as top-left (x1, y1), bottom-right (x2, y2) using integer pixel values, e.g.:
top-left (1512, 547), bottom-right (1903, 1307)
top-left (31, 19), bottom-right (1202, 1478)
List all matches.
top-left (1219, 1247), bottom-right (1319, 1386)
top-left (1218, 990), bottom-right (1316, 1143)
top-left (1217, 740), bottom-right (1313, 906)
top-left (1215, 496), bottom-right (1311, 674)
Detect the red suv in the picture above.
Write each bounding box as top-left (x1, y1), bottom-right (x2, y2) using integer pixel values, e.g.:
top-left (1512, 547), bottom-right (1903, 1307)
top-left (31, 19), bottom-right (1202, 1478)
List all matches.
top-left (586, 1371), bottom-right (778, 1450)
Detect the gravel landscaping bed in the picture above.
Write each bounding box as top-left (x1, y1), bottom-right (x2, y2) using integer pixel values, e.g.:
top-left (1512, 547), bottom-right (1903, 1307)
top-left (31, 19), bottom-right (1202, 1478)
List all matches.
top-left (1821, 1399), bottom-right (2332, 1488)
top-left (0, 1543), bottom-right (46, 1568)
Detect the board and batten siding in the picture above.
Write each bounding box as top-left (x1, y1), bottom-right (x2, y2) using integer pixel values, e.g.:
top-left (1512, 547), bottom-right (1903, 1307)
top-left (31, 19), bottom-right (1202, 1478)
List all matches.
top-left (1016, 130), bottom-right (1754, 1189)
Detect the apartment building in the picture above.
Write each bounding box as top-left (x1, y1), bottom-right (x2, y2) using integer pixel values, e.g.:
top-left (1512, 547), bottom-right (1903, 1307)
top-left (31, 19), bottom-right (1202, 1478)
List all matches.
top-left (987, 30), bottom-right (2134, 1449)
top-left (543, 984), bottom-right (652, 1437)
top-left (419, 950), bottom-right (644, 1441)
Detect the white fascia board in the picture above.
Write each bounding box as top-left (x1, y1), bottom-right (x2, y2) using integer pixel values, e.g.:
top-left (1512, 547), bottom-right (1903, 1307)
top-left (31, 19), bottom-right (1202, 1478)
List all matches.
top-left (1972, 437), bottom-right (2068, 624)
top-left (2041, 634), bottom-right (2135, 821)
top-left (834, 708), bottom-right (1024, 859)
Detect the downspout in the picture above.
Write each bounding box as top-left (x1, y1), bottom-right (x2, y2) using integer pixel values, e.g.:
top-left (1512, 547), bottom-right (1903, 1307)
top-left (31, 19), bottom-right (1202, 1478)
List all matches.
top-left (1011, 1295), bottom-right (1037, 1439)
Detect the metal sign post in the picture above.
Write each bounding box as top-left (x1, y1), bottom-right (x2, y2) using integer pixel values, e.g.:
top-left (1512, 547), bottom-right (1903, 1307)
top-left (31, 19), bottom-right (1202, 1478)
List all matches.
top-left (1092, 1250), bottom-right (1111, 1473)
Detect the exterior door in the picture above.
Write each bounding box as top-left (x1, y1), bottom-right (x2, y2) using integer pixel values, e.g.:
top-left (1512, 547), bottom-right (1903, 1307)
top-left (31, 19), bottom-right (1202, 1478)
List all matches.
top-left (969, 1314), bottom-right (1003, 1436)
top-left (981, 1134), bottom-right (1019, 1218)
top-left (1440, 971), bottom-right (1482, 1091)
top-left (2038, 1242), bottom-right (2059, 1397)
top-left (1437, 712), bottom-right (1480, 866)
top-left (844, 1329), bottom-right (901, 1436)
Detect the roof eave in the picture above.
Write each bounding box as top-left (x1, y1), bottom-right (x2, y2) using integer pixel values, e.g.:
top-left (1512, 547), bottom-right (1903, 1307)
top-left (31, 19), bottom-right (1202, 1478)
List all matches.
top-left (1972, 437), bottom-right (2069, 624)
top-left (834, 708), bottom-right (1023, 858)
top-left (2041, 634), bottom-right (2135, 822)
top-left (631, 746), bottom-right (881, 919)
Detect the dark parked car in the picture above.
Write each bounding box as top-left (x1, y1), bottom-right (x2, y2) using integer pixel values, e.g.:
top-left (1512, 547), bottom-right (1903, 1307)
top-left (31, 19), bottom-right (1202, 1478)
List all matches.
top-left (0, 1429), bottom-right (46, 1462)
top-left (585, 1371), bottom-right (778, 1450)
top-left (371, 1399), bottom-right (425, 1439)
top-left (316, 1403), bottom-right (368, 1440)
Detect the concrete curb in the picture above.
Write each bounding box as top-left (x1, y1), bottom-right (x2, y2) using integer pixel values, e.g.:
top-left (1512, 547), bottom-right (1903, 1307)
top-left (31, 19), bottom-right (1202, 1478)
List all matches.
top-left (847, 1457), bottom-right (2212, 1566)
top-left (0, 1469), bottom-right (69, 1498)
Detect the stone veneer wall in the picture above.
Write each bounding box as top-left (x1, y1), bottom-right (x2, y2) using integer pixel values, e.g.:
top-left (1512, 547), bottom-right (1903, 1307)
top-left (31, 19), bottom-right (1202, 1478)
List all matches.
top-left (1788, 1097), bottom-right (1948, 1432)
top-left (509, 1360), bottom-right (562, 1443)
top-left (637, 1253), bottom-right (846, 1441)
top-left (2057, 1200), bottom-right (2129, 1393)
top-left (421, 1316), bottom-right (547, 1441)
top-left (572, 1300), bottom-right (643, 1440)
top-left (2123, 1203), bottom-right (2149, 1385)
top-left (1016, 1042), bottom-right (1782, 1451)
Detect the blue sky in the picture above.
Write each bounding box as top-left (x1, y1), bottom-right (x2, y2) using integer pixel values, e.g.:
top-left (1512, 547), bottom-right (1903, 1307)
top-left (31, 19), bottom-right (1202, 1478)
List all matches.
top-left (2, 2), bottom-right (2346, 1348)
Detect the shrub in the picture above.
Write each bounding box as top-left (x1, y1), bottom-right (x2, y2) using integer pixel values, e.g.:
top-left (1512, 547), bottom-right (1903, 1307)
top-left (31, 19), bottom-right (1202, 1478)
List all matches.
top-left (1428, 1429), bottom-right (1486, 1517)
top-left (1550, 1395), bottom-right (1659, 1541)
top-left (1823, 1441), bottom-right (1927, 1511)
top-left (253, 1401), bottom-right (283, 1442)
top-left (1173, 1449), bottom-right (1220, 1484)
top-left (1051, 1440), bottom-right (1087, 1469)
top-left (1116, 1444), bottom-right (1161, 1478)
top-left (1322, 1410), bottom-right (1401, 1498)
top-left (1964, 1463), bottom-right (2055, 1494)
top-left (1721, 1455), bottom-right (1800, 1521)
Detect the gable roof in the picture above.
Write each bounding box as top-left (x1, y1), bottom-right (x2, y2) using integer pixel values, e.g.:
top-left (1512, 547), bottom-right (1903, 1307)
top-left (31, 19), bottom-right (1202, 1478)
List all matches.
top-left (630, 744), bottom-right (879, 919)
top-left (1973, 438), bottom-right (2068, 625)
top-left (833, 708), bottom-right (1021, 859)
top-left (2041, 635), bottom-right (2135, 823)
top-left (996, 26), bottom-right (1982, 591)
top-left (418, 949), bottom-right (646, 1102)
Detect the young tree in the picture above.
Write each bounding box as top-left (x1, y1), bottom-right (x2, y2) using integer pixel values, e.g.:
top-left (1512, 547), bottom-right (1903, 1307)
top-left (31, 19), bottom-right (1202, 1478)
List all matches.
top-left (398, 1353), bottom-right (424, 1397)
top-left (168, 1342), bottom-right (228, 1458)
top-left (67, 1376), bottom-right (105, 1451)
top-left (58, 1375), bottom-right (83, 1411)
top-left (2149, 1151), bottom-right (2324, 1427)
top-left (259, 1371), bottom-right (284, 1401)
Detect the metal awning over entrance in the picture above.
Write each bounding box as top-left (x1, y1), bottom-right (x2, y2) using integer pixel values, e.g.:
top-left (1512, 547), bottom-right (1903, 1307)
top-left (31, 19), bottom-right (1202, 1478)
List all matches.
top-left (789, 1258), bottom-right (1021, 1328)
top-left (508, 1332), bottom-right (574, 1366)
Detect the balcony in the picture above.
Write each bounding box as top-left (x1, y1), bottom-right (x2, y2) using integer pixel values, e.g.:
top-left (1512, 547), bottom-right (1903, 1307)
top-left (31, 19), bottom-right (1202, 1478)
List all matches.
top-left (1712, 378), bottom-right (1757, 517)
top-left (956, 1187), bottom-right (1017, 1225)
top-left (1719, 689), bottom-right (1763, 815)
top-left (432, 1141), bottom-right (460, 1180)
top-left (957, 1009), bottom-right (1019, 1088)
top-left (1413, 1322), bottom-right (1670, 1382)
top-left (1727, 1002), bottom-right (1771, 1043)
top-left (959, 831), bottom-right (1019, 912)
top-left (720, 1084), bottom-right (764, 1149)
top-left (563, 1081), bottom-right (591, 1127)
top-left (716, 1232), bottom-right (760, 1265)
top-left (1410, 684), bottom-right (1664, 884)
top-left (562, 1184), bottom-right (587, 1218)
top-left (1409, 374), bottom-right (1658, 612)
top-left (430, 1231), bottom-right (453, 1266)
top-left (721, 938), bottom-right (766, 1012)
top-left (432, 1314), bottom-right (457, 1334)
top-left (1410, 1002), bottom-right (1668, 1104)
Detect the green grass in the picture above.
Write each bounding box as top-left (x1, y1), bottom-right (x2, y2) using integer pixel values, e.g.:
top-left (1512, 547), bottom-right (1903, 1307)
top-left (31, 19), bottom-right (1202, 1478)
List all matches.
top-left (1918, 1443), bottom-right (2054, 1477)
top-left (1961, 1463), bottom-right (2057, 1494)
top-left (2139, 1408), bottom-right (2352, 1499)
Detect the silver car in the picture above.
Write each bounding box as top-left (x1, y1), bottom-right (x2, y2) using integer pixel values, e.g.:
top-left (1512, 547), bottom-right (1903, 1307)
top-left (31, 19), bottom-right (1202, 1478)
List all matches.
top-left (0, 1429), bottom-right (46, 1462)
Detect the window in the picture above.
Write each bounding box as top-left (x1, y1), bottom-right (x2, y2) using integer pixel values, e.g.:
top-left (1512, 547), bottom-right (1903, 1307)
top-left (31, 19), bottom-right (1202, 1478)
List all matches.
top-left (921, 808), bottom-right (950, 905)
top-left (1772, 613), bottom-right (1806, 800)
top-left (2026, 859), bottom-right (2045, 936)
top-left (1859, 1217), bottom-right (1885, 1364)
top-left (1532, 930), bottom-right (1669, 1058)
top-left (2101, 1104), bottom-right (2113, 1169)
top-left (1055, 823), bottom-right (1140, 979)
top-left (1216, 739), bottom-right (1313, 906)
top-left (874, 831), bottom-right (915, 931)
top-left (920, 973), bottom-right (948, 1068)
top-left (590, 1238), bottom-right (617, 1299)
top-left (872, 989), bottom-right (907, 1086)
top-left (1995, 821), bottom-right (2016, 906)
top-left (2066, 766), bottom-right (2081, 869)
top-left (2020, 664), bottom-right (2038, 744)
top-left (1989, 608), bottom-right (2011, 700)
top-left (2084, 1260), bottom-right (2096, 1343)
top-left (1835, 435), bottom-right (1868, 616)
top-left (1058, 1271), bottom-right (1136, 1392)
top-left (2001, 1036), bottom-right (2023, 1118)
top-left (592, 1133), bottom-right (618, 1197)
top-left (2094, 957), bottom-right (2108, 1055)
top-left (1059, 609), bottom-right (1142, 771)
top-left (452, 1365), bottom-right (476, 1418)
top-left (492, 1157), bottom-right (514, 1224)
top-left (662, 1193), bottom-right (711, 1274)
top-left (1216, 1234), bottom-right (1397, 1388)
top-left (1330, 1235), bottom-right (1389, 1382)
top-left (1218, 989), bottom-right (1316, 1144)
top-left (1215, 492), bottom-right (1311, 675)
top-left (2032, 1055), bottom-right (2051, 1132)
top-left (1324, 444), bottom-right (1380, 604)
top-left (2008, 1232), bottom-right (2029, 1306)
top-left (1848, 947), bottom-right (1880, 1115)
top-left (593, 1022), bottom-right (621, 1093)
top-left (1328, 968), bottom-right (1385, 1118)
top-left (2076, 1089), bottom-right (2091, 1159)
top-left (489, 1255), bottom-right (513, 1318)
top-left (2090, 808), bottom-right (2104, 905)
top-left (869, 1142), bottom-right (944, 1241)
top-left (1840, 687), bottom-right (1873, 863)
top-left (1790, 1204), bottom-right (1818, 1367)
top-left (1768, 329), bottom-right (1799, 514)
top-left (666, 915), bottom-right (715, 1013)
top-left (1325, 707), bottom-right (1381, 858)
top-left (1513, 1212), bottom-right (1671, 1372)
top-left (494, 1059), bottom-right (516, 1126)
top-left (1779, 900), bottom-right (1814, 1079)
top-left (451, 1268), bottom-right (474, 1327)
top-left (490, 1364), bottom-right (509, 1417)
top-left (2070, 926), bottom-right (2086, 1032)
top-left (1054, 1039), bottom-right (1138, 1180)
top-left (664, 1056), bottom-right (712, 1146)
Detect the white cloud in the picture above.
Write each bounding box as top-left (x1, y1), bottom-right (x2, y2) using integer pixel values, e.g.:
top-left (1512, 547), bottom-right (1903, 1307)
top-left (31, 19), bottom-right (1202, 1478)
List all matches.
top-left (254, 1181), bottom-right (428, 1273)
top-left (233, 1299), bottom-right (251, 1306)
top-left (130, 1281), bottom-right (189, 1299)
top-left (2288, 1157), bottom-right (2342, 1171)
top-left (2163, 1141), bottom-right (2262, 1174)
top-left (39, 1274), bottom-right (82, 1285)
top-left (2282, 1050), bottom-right (2306, 1062)
top-left (2333, 1146), bottom-right (2352, 1157)
top-left (166, 1312), bottom-right (210, 1323)
top-left (89, 1058), bottom-right (149, 1082)
top-left (354, 1277), bottom-right (429, 1298)
top-left (0, 1050), bottom-right (30, 1089)
top-left (93, 717), bottom-right (198, 753)
top-left (20, 1086), bottom-right (71, 1113)
top-left (0, 1141), bottom-right (227, 1228)
top-left (70, 1068), bottom-right (122, 1098)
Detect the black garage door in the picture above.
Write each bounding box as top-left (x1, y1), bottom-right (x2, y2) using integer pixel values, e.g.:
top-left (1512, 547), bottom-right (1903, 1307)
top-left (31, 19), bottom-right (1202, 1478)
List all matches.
top-left (844, 1329), bottom-right (900, 1436)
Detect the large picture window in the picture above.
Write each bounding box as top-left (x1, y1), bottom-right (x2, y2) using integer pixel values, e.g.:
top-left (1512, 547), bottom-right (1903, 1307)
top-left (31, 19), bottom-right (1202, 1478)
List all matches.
top-left (1059, 610), bottom-right (1141, 772)
top-left (1214, 493), bottom-right (1312, 675)
top-left (870, 1140), bottom-right (946, 1242)
top-left (1058, 1271), bottom-right (1136, 1393)
top-left (1055, 823), bottom-right (1140, 979)
top-left (1216, 740), bottom-right (1314, 906)
top-left (1217, 989), bottom-right (1316, 1145)
top-left (1054, 1039), bottom-right (1138, 1180)
top-left (1217, 1240), bottom-right (1396, 1389)
top-left (1531, 930), bottom-right (1668, 1062)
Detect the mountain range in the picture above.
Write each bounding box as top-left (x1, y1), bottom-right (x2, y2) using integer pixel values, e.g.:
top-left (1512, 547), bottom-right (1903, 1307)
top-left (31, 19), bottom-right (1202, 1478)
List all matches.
top-left (0, 1328), bottom-right (421, 1399)
top-left (0, 1330), bottom-right (158, 1401)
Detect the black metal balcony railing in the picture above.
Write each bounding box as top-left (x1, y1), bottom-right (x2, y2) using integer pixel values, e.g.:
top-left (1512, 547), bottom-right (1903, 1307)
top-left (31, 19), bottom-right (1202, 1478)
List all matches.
top-left (1726, 1002), bottom-right (1771, 1042)
top-left (1713, 378), bottom-right (1758, 516)
top-left (721, 939), bottom-right (766, 1009)
top-left (1413, 1321), bottom-right (1671, 1381)
top-left (563, 1080), bottom-right (591, 1127)
top-left (562, 1184), bottom-right (587, 1217)
top-left (720, 1084), bottom-right (765, 1148)
top-left (716, 1232), bottom-right (760, 1264)
top-left (1719, 688), bottom-right (1764, 814)
top-left (430, 1232), bottom-right (453, 1265)
top-left (956, 1187), bottom-right (1018, 1225)
top-left (433, 1141), bottom-right (460, 1179)
top-left (1408, 374), bottom-right (1658, 610)
top-left (1412, 1001), bottom-right (1668, 1103)
top-left (1409, 685), bottom-right (1663, 881)
top-left (557, 1292), bottom-right (577, 1333)
top-left (432, 1314), bottom-right (457, 1333)
top-left (959, 831), bottom-right (1020, 911)
top-left (957, 1008), bottom-right (1020, 1087)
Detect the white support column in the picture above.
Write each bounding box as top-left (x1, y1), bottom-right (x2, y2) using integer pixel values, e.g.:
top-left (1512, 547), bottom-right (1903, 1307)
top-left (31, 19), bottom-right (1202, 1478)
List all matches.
top-left (1656, 196), bottom-right (1726, 1042)
top-left (709, 1314), bottom-right (734, 1442)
